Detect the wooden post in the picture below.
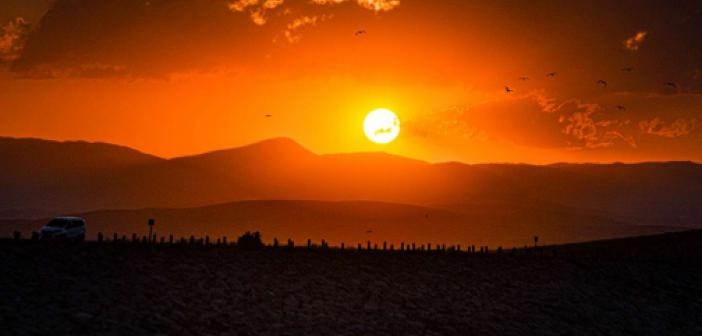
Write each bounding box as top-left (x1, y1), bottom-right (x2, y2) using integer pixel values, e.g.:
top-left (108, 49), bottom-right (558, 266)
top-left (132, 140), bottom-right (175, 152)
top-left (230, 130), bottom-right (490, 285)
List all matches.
top-left (383, 241), bottom-right (387, 251)
top-left (341, 242), bottom-right (345, 251)
top-left (373, 243), bottom-right (378, 251)
top-left (132, 233), bottom-right (138, 242)
top-left (97, 232), bottom-right (103, 243)
top-left (205, 235), bottom-right (210, 246)
top-left (223, 236), bottom-right (227, 245)
top-left (189, 235), bottom-right (195, 245)
top-left (358, 243), bottom-right (362, 252)
top-left (148, 219), bottom-right (155, 243)
top-left (273, 238), bottom-right (279, 248)
top-left (400, 242), bottom-right (405, 251)
top-left (390, 244), bottom-right (394, 251)
top-left (412, 242), bottom-right (416, 251)
top-left (113, 233), bottom-right (118, 241)
top-left (534, 236), bottom-right (539, 248)
top-left (428, 243), bottom-right (432, 251)
top-left (367, 241), bottom-right (371, 251)
top-left (169, 234), bottom-right (173, 244)
top-left (160, 236), bottom-right (165, 244)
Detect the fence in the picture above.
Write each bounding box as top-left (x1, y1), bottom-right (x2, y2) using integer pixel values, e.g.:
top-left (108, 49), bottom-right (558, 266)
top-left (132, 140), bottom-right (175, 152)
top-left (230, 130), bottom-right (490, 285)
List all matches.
top-left (6, 230), bottom-right (551, 256)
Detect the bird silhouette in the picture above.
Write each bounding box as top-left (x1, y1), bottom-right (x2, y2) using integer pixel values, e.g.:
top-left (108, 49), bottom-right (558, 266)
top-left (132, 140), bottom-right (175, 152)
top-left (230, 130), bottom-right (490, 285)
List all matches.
top-left (518, 76), bottom-right (529, 81)
top-left (504, 86), bottom-right (514, 93)
top-left (366, 230), bottom-right (373, 234)
top-left (264, 114), bottom-right (272, 118)
top-left (621, 67), bottom-right (633, 72)
top-left (665, 82), bottom-right (677, 89)
top-left (374, 128), bottom-right (393, 136)
top-left (354, 30), bottom-right (367, 37)
top-left (615, 105), bottom-right (626, 111)
top-left (546, 72), bottom-right (557, 77)
top-left (597, 80), bottom-right (608, 87)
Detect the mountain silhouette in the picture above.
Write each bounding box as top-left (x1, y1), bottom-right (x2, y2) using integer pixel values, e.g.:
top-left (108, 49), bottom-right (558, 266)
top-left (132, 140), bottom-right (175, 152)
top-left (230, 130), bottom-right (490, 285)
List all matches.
top-left (0, 136), bottom-right (700, 233)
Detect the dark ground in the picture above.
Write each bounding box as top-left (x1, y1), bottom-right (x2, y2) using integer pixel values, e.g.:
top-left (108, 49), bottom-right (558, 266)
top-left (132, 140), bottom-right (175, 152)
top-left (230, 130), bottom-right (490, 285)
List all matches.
top-left (1, 231), bottom-right (701, 335)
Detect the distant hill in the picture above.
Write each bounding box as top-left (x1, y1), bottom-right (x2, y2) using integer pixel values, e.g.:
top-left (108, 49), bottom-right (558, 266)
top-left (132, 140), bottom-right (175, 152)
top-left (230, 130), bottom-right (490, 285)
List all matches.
top-left (0, 200), bottom-right (681, 248)
top-left (0, 136), bottom-right (701, 232)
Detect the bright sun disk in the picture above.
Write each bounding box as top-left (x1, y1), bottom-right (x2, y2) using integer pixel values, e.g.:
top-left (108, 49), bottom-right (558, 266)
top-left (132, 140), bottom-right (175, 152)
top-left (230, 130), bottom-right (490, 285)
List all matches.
top-left (364, 108), bottom-right (400, 144)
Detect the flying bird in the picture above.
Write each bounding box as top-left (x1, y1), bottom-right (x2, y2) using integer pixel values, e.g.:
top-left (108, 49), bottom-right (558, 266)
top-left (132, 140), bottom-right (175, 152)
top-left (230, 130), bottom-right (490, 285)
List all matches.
top-left (264, 114), bottom-right (272, 117)
top-left (504, 86), bottom-right (514, 93)
top-left (615, 105), bottom-right (626, 111)
top-left (354, 30), bottom-right (367, 37)
top-left (546, 72), bottom-right (557, 77)
top-left (597, 80), bottom-right (608, 87)
top-left (665, 82), bottom-right (677, 89)
top-left (366, 230), bottom-right (373, 234)
top-left (621, 67), bottom-right (633, 72)
top-left (518, 76), bottom-right (529, 81)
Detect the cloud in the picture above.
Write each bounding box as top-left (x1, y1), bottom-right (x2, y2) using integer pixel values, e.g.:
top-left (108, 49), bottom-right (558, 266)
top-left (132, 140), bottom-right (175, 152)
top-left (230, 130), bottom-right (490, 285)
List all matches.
top-left (279, 15), bottom-right (333, 44)
top-left (409, 93), bottom-right (638, 150)
top-left (561, 102), bottom-right (636, 149)
top-left (229, 0), bottom-right (400, 26)
top-left (228, 0), bottom-right (286, 25)
top-left (0, 17), bottom-right (30, 63)
top-left (311, 0), bottom-right (400, 12)
top-left (623, 31), bottom-right (647, 51)
top-left (639, 117), bottom-right (699, 138)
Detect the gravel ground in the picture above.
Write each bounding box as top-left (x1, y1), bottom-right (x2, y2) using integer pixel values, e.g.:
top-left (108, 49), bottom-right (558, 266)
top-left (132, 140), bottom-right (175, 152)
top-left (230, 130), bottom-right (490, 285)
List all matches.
top-left (1, 231), bottom-right (701, 335)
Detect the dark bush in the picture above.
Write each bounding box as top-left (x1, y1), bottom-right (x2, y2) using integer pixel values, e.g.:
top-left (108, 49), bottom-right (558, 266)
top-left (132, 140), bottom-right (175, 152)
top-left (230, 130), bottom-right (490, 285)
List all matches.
top-left (237, 231), bottom-right (264, 251)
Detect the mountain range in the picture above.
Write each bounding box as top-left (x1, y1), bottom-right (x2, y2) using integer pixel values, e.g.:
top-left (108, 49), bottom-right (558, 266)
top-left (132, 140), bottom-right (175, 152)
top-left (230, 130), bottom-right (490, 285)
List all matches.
top-left (1, 136), bottom-right (700, 246)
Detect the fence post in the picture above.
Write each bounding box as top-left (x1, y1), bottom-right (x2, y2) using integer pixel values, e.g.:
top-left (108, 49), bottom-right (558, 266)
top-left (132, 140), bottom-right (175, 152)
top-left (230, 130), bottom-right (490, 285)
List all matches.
top-left (358, 243), bottom-right (362, 252)
top-left (390, 244), bottom-right (394, 251)
top-left (223, 236), bottom-right (227, 245)
top-left (169, 234), bottom-right (174, 244)
top-left (113, 233), bottom-right (118, 241)
top-left (205, 235), bottom-right (210, 246)
top-left (412, 242), bottom-right (416, 251)
top-left (132, 233), bottom-right (138, 243)
top-left (160, 236), bottom-right (165, 244)
top-left (97, 232), bottom-right (104, 243)
top-left (341, 242), bottom-right (344, 251)
top-left (383, 241), bottom-right (387, 251)
top-left (400, 242), bottom-right (405, 251)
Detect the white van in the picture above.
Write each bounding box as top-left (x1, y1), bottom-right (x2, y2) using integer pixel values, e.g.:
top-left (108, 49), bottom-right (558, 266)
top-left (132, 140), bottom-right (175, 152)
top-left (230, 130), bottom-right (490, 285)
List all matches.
top-left (39, 217), bottom-right (86, 241)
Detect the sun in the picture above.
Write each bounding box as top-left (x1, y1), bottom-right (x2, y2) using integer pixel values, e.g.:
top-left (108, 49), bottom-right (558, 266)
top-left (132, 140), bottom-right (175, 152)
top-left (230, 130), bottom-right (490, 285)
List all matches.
top-left (363, 108), bottom-right (400, 144)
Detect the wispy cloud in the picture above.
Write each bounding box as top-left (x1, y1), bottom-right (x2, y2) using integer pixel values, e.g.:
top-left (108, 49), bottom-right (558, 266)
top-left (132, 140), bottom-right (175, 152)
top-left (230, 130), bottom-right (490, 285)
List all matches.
top-left (623, 31), bottom-right (647, 51)
top-left (229, 0), bottom-right (400, 26)
top-left (639, 117), bottom-right (699, 138)
top-left (312, 0), bottom-right (400, 12)
top-left (561, 102), bottom-right (636, 149)
top-left (0, 17), bottom-right (30, 63)
top-left (278, 14), bottom-right (333, 43)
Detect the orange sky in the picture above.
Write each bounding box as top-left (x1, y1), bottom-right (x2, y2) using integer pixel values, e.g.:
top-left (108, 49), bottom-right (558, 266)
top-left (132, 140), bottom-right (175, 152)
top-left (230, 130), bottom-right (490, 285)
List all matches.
top-left (1, 0), bottom-right (701, 163)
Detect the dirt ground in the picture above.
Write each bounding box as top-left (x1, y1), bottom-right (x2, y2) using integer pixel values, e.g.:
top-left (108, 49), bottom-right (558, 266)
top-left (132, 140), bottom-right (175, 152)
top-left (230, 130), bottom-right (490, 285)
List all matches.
top-left (1, 231), bottom-right (701, 335)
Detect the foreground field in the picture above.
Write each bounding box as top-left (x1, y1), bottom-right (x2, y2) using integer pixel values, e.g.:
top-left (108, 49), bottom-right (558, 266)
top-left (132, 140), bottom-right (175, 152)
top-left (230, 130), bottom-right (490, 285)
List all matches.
top-left (1, 231), bottom-right (701, 335)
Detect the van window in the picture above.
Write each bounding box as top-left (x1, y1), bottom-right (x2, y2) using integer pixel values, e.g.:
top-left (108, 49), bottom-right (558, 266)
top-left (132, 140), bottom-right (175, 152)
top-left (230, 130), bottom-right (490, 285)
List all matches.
top-left (67, 220), bottom-right (85, 228)
top-left (46, 219), bottom-right (69, 228)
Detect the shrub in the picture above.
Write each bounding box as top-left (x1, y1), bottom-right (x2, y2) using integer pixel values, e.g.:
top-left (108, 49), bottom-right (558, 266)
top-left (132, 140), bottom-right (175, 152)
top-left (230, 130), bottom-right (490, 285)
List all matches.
top-left (237, 231), bottom-right (264, 251)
